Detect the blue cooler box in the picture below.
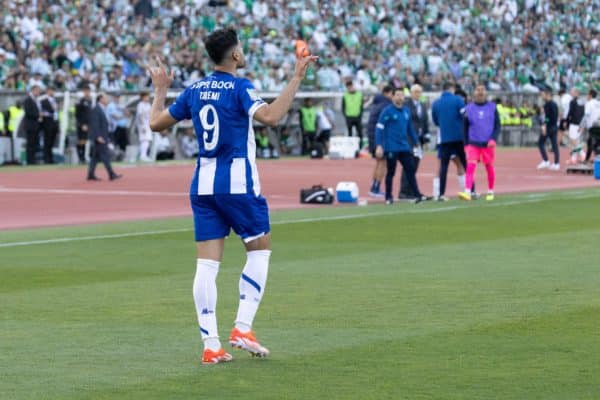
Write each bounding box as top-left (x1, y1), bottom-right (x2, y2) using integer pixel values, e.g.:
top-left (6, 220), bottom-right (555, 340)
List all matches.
top-left (595, 156), bottom-right (600, 180)
top-left (336, 181), bottom-right (359, 203)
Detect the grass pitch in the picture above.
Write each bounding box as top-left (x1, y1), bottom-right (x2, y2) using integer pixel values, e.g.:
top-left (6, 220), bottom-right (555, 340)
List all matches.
top-left (1, 189), bottom-right (599, 399)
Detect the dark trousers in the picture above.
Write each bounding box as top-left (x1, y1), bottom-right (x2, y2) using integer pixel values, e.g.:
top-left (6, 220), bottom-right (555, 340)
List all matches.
top-left (385, 151), bottom-right (421, 200)
top-left (77, 127), bottom-right (87, 163)
top-left (87, 142), bottom-right (116, 178)
top-left (538, 128), bottom-right (559, 164)
top-left (585, 127), bottom-right (600, 162)
top-left (400, 155), bottom-right (421, 197)
top-left (345, 116), bottom-right (363, 143)
top-left (301, 131), bottom-right (316, 155)
top-left (113, 126), bottom-right (129, 151)
top-left (42, 119), bottom-right (58, 164)
top-left (24, 121), bottom-right (40, 165)
top-left (438, 141), bottom-right (466, 196)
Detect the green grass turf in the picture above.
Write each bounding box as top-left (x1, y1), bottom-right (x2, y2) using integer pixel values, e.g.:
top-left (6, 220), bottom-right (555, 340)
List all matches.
top-left (1, 189), bottom-right (600, 399)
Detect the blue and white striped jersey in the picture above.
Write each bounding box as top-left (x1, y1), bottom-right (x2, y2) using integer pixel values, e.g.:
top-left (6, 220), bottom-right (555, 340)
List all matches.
top-left (169, 71), bottom-right (266, 196)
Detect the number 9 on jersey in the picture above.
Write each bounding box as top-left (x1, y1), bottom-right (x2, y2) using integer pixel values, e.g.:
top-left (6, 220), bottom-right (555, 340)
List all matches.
top-left (199, 104), bottom-right (220, 151)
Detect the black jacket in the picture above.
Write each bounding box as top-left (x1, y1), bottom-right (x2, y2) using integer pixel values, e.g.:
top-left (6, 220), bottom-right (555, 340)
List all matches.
top-left (367, 94), bottom-right (392, 138)
top-left (566, 98), bottom-right (585, 125)
top-left (22, 94), bottom-right (41, 131)
top-left (40, 96), bottom-right (58, 123)
top-left (404, 98), bottom-right (430, 144)
top-left (88, 105), bottom-right (109, 143)
top-left (75, 97), bottom-right (93, 128)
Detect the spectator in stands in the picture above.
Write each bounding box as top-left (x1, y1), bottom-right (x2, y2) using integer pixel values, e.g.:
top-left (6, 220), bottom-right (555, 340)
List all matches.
top-left (1, 1), bottom-right (598, 94)
top-left (432, 82), bottom-right (468, 200)
top-left (298, 98), bottom-right (317, 156)
top-left (367, 85), bottom-right (394, 198)
top-left (342, 80), bottom-right (364, 147)
top-left (22, 84), bottom-right (42, 165)
top-left (75, 85), bottom-right (93, 163)
top-left (136, 92), bottom-right (153, 162)
top-left (39, 86), bottom-right (59, 164)
top-left (87, 93), bottom-right (122, 181)
top-left (400, 84), bottom-right (430, 199)
top-left (537, 89), bottom-right (560, 171)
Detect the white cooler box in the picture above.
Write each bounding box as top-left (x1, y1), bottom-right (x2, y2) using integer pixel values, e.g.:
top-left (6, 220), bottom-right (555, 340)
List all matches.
top-left (336, 181), bottom-right (359, 203)
top-left (329, 136), bottom-right (359, 159)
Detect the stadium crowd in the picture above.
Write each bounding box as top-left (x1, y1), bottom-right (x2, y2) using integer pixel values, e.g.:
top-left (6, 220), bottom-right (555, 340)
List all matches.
top-left (1, 0), bottom-right (599, 94)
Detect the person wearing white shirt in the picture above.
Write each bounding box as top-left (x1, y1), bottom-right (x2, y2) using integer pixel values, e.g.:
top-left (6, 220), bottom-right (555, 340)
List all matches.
top-left (581, 90), bottom-right (600, 163)
top-left (136, 92), bottom-right (153, 161)
top-left (558, 88), bottom-right (572, 146)
top-left (316, 102), bottom-right (335, 155)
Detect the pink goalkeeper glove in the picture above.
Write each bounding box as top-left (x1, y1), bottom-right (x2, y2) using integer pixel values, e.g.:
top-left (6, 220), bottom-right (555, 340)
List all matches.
top-left (487, 139), bottom-right (497, 148)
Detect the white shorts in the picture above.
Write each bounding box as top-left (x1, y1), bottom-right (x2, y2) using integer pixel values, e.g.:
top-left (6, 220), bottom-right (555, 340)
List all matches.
top-left (568, 124), bottom-right (581, 140)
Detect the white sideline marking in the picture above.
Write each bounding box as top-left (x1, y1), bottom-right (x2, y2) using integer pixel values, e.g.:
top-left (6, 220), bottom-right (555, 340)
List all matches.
top-left (0, 187), bottom-right (186, 197)
top-left (0, 192), bottom-right (598, 249)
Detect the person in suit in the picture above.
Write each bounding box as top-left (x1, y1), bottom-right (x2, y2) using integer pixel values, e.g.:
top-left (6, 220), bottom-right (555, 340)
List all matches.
top-left (23, 84), bottom-right (43, 165)
top-left (40, 86), bottom-right (59, 164)
top-left (87, 93), bottom-right (122, 181)
top-left (399, 84), bottom-right (430, 199)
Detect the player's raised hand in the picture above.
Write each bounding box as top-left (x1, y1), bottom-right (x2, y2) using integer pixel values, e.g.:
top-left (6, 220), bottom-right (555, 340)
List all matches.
top-left (147, 56), bottom-right (174, 90)
top-left (293, 50), bottom-right (318, 79)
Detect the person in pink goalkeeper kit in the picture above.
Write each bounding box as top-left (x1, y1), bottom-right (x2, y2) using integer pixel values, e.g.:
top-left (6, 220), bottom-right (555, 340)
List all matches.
top-left (458, 83), bottom-right (501, 201)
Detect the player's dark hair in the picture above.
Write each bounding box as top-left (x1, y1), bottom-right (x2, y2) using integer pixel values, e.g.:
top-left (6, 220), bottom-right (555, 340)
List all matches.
top-left (204, 28), bottom-right (239, 65)
top-left (392, 87), bottom-right (403, 95)
top-left (382, 85), bottom-right (394, 94)
top-left (590, 90), bottom-right (597, 99)
top-left (442, 81), bottom-right (455, 91)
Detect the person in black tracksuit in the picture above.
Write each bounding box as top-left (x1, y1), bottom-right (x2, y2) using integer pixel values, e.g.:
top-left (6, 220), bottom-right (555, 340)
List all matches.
top-left (537, 90), bottom-right (560, 169)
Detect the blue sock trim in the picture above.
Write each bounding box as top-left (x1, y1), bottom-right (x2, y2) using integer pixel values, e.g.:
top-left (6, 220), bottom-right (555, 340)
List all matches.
top-left (200, 326), bottom-right (209, 336)
top-left (241, 273), bottom-right (261, 293)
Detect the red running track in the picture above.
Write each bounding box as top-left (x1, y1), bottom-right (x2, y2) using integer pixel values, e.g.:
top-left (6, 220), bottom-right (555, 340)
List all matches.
top-left (0, 148), bottom-right (598, 230)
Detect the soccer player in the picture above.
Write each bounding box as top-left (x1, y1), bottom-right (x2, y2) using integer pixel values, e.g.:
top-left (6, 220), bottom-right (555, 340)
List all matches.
top-left (147, 28), bottom-right (317, 365)
top-left (432, 82), bottom-right (468, 200)
top-left (458, 84), bottom-right (500, 201)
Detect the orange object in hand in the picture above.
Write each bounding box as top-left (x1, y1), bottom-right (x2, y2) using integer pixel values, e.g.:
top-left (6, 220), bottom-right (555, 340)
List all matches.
top-left (296, 47), bottom-right (310, 58)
